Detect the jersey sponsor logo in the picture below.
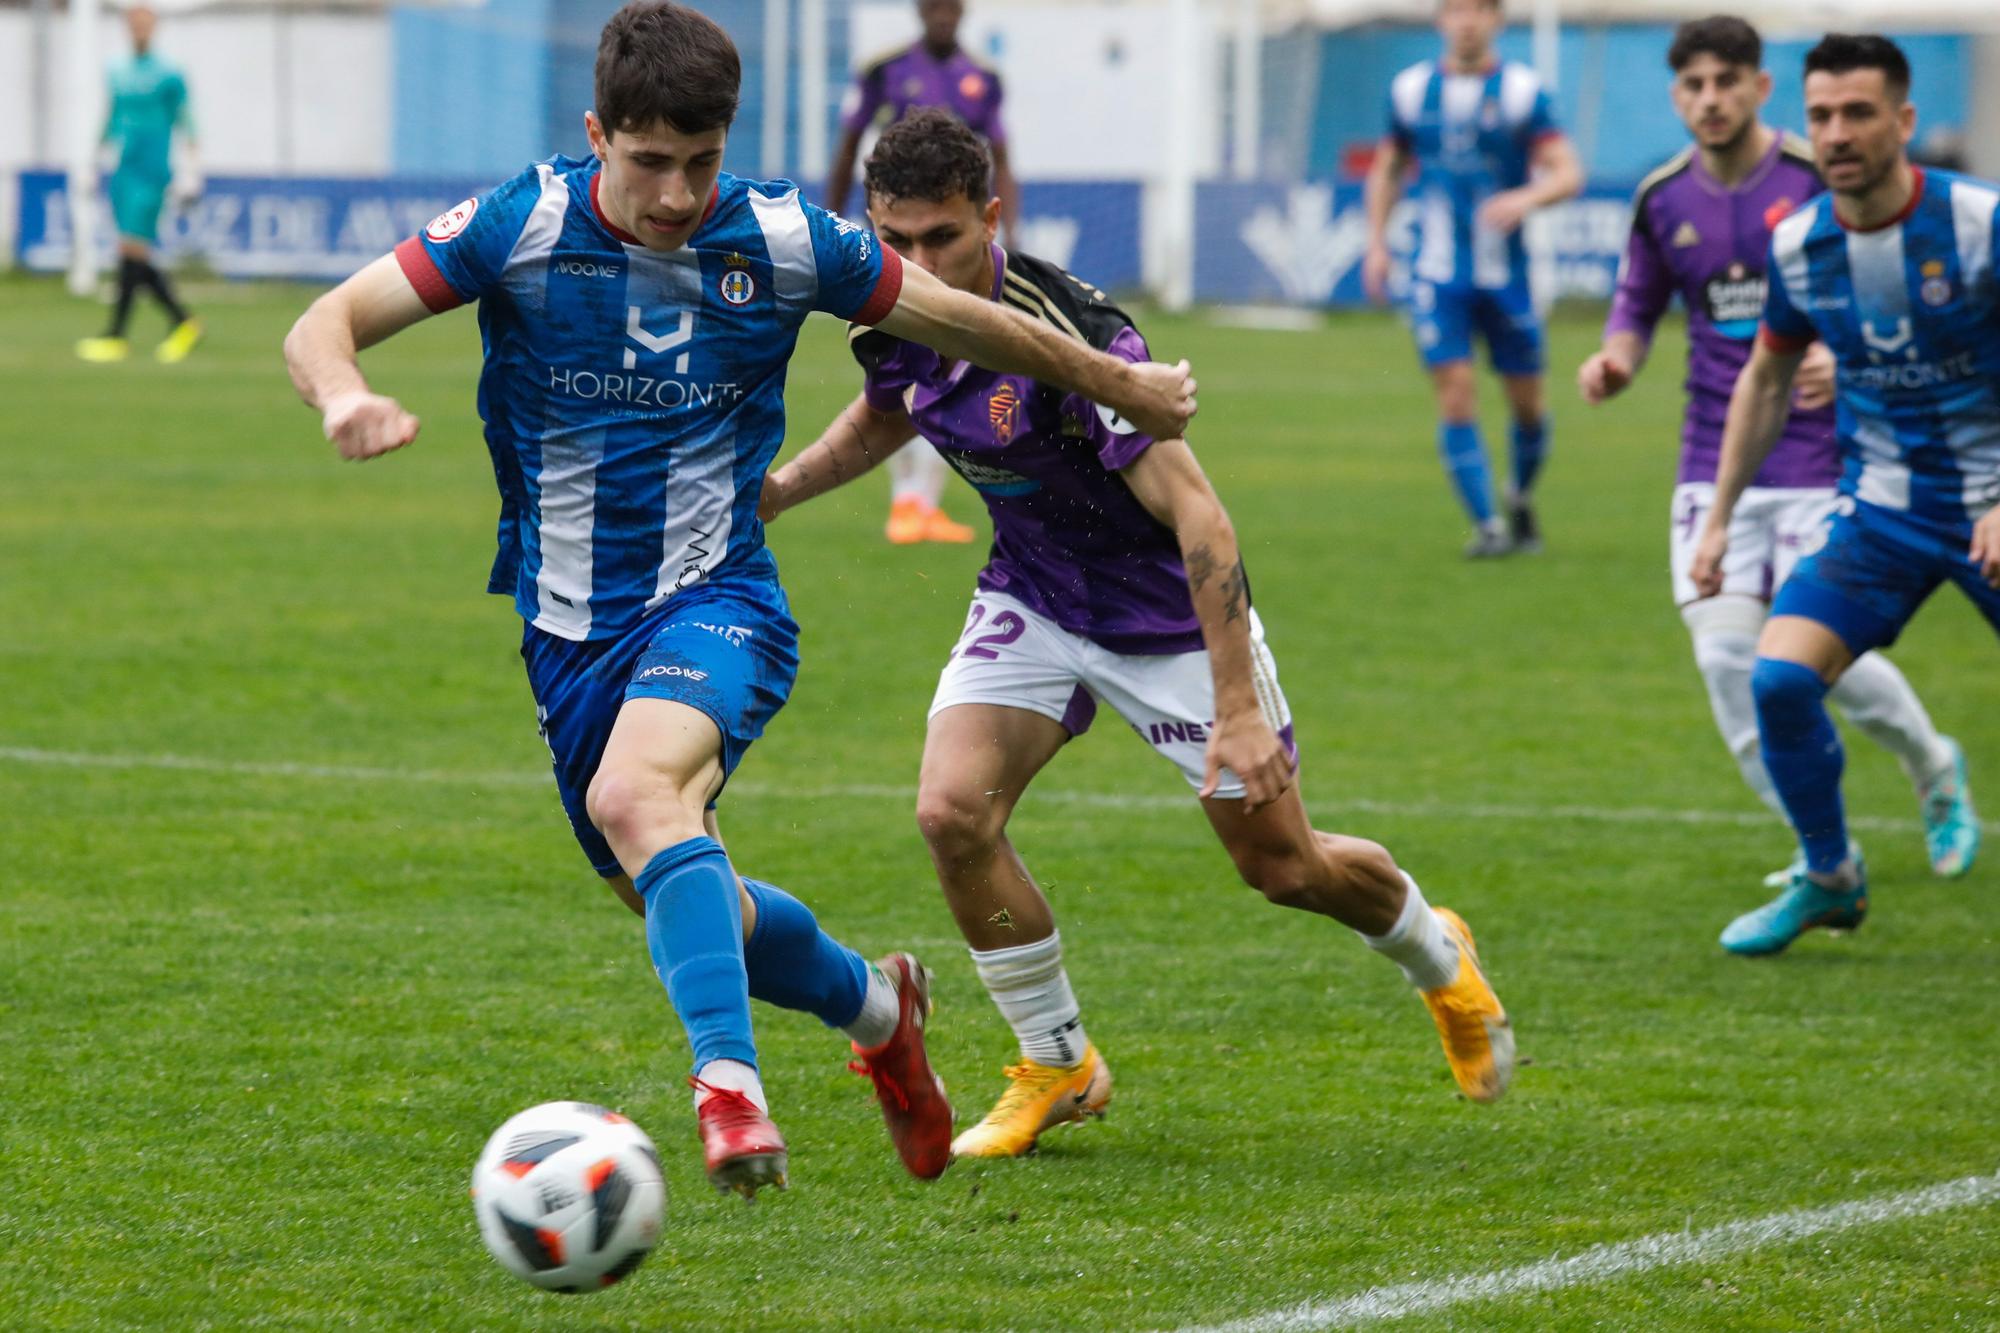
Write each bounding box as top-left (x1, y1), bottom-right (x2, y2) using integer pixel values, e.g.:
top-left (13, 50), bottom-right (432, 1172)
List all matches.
top-left (943, 452), bottom-right (1039, 497)
top-left (425, 197), bottom-right (478, 242)
top-left (691, 621), bottom-right (754, 647)
top-left (547, 367), bottom-right (745, 409)
top-left (638, 663), bottom-right (709, 683)
top-left (555, 259), bottom-right (620, 279)
top-left (719, 269), bottom-right (756, 305)
top-left (1848, 349), bottom-right (1979, 390)
top-left (1671, 220), bottom-right (1701, 248)
top-left (988, 382), bottom-right (1021, 441)
top-left (625, 306), bottom-right (694, 372)
top-left (1861, 317), bottom-right (1914, 359)
top-left (1702, 262), bottom-right (1766, 338)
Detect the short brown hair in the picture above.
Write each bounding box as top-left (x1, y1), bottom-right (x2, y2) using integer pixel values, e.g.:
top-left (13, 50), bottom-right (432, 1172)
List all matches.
top-left (1668, 16), bottom-right (1761, 72)
top-left (594, 2), bottom-right (740, 137)
top-left (1805, 33), bottom-right (1911, 101)
top-left (863, 108), bottom-right (993, 206)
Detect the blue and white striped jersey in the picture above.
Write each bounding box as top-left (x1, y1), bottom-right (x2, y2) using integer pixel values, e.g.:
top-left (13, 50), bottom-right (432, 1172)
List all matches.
top-left (395, 155), bottom-right (902, 641)
top-left (1763, 168), bottom-right (2000, 534)
top-left (1386, 59), bottom-right (1560, 290)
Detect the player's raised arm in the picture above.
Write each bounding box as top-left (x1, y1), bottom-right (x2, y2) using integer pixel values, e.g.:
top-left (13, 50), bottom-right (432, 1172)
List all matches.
top-left (875, 260), bottom-right (1196, 442)
top-left (1690, 333), bottom-right (1806, 596)
top-left (1119, 438), bottom-right (1291, 812)
top-left (284, 252), bottom-right (435, 461)
top-left (761, 392), bottom-right (917, 521)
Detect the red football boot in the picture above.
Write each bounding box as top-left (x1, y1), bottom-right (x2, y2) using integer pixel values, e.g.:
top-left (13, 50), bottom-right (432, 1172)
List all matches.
top-left (848, 952), bottom-right (954, 1180)
top-left (692, 1078), bottom-right (788, 1200)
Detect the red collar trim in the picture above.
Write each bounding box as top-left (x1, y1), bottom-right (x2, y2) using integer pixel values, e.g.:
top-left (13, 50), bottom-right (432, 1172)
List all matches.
top-left (1834, 166), bottom-right (1925, 233)
top-left (590, 174), bottom-right (721, 246)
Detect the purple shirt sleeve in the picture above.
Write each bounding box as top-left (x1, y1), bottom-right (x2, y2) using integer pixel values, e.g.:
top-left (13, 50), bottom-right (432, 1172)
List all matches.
top-left (1079, 325), bottom-right (1157, 471)
top-left (1604, 196), bottom-right (1675, 345)
top-left (980, 70), bottom-right (1008, 146)
top-left (840, 60), bottom-right (889, 137)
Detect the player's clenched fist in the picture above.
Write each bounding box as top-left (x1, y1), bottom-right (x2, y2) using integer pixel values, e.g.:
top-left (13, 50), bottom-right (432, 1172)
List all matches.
top-left (1689, 520), bottom-right (1730, 599)
top-left (1122, 359), bottom-right (1198, 441)
top-left (322, 390), bottom-right (420, 461)
top-left (1576, 349), bottom-right (1634, 405)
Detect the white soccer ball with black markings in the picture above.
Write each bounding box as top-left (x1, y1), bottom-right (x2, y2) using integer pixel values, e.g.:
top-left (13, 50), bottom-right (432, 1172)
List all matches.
top-left (471, 1101), bottom-right (665, 1293)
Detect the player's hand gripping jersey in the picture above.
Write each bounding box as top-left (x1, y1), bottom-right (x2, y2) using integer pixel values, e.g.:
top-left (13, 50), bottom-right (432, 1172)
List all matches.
top-left (1610, 134), bottom-right (1837, 488)
top-left (395, 155), bottom-right (903, 641)
top-left (850, 247), bottom-right (1201, 655)
top-left (1761, 168), bottom-right (2000, 538)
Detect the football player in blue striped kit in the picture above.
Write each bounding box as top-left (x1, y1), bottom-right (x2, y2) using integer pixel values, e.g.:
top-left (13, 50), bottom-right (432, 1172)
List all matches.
top-left (281, 1), bottom-right (1197, 1198)
top-left (1693, 34), bottom-right (1995, 955)
top-left (1363, 0), bottom-right (1584, 557)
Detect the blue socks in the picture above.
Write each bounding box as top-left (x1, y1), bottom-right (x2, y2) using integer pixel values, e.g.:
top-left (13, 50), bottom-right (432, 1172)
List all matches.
top-left (741, 878), bottom-right (869, 1030)
top-left (637, 837), bottom-right (756, 1070)
top-left (1509, 415), bottom-right (1549, 498)
top-left (635, 839), bottom-right (875, 1072)
top-left (1752, 658), bottom-right (1850, 875)
top-left (1438, 421), bottom-right (1496, 524)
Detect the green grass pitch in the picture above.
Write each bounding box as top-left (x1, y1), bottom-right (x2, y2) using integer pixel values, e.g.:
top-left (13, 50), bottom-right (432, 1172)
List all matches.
top-left (2, 273), bottom-right (1996, 1331)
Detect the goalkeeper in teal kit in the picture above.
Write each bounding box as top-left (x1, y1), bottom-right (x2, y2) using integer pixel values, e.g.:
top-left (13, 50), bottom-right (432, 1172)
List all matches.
top-left (77, 3), bottom-right (203, 365)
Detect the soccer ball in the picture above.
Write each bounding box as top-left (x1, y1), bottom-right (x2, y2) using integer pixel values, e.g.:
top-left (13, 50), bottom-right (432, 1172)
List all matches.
top-left (470, 1101), bottom-right (666, 1293)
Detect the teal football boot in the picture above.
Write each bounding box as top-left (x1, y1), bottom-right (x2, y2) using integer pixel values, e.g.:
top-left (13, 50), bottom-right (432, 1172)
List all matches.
top-left (1919, 738), bottom-right (1980, 878)
top-left (1721, 849), bottom-right (1868, 956)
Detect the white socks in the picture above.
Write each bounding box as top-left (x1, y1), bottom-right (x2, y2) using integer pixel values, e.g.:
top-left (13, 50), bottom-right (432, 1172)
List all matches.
top-left (692, 1058), bottom-right (767, 1114)
top-left (1829, 651), bottom-right (1956, 788)
top-left (1361, 874), bottom-right (1461, 992)
top-left (889, 439), bottom-right (949, 506)
top-left (843, 963), bottom-right (901, 1052)
top-left (1684, 597), bottom-right (1786, 815)
top-left (969, 931), bottom-right (1088, 1068)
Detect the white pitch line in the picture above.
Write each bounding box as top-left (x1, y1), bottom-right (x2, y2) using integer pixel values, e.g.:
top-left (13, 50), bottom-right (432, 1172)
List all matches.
top-left (0, 744), bottom-right (1988, 836)
top-left (1178, 1172), bottom-right (2000, 1333)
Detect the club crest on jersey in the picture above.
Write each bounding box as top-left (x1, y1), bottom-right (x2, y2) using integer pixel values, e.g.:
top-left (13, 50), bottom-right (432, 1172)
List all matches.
top-left (720, 269), bottom-right (756, 305)
top-left (988, 382), bottom-right (1021, 441)
top-left (959, 72), bottom-right (987, 101)
top-left (1920, 259), bottom-right (1952, 308)
top-left (426, 197), bottom-right (478, 243)
top-left (1763, 197), bottom-right (1796, 230)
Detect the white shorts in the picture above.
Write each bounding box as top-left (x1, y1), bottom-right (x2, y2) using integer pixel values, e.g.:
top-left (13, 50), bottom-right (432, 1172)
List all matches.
top-left (928, 591), bottom-right (1296, 799)
top-left (1669, 483), bottom-right (1837, 606)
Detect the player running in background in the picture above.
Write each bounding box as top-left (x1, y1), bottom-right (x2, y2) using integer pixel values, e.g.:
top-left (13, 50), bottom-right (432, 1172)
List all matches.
top-left (282, 2), bottom-right (1195, 1196)
top-left (765, 110), bottom-right (1514, 1157)
top-left (1578, 17), bottom-right (1972, 887)
top-left (76, 3), bottom-right (203, 365)
top-left (827, 0), bottom-right (1018, 546)
top-left (1692, 34), bottom-right (1993, 956)
top-left (1363, 0), bottom-right (1583, 558)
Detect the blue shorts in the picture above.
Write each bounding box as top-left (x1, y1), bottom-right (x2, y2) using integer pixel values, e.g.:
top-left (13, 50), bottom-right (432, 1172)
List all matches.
top-left (1772, 499), bottom-right (2000, 656)
top-left (521, 579), bottom-right (801, 877)
top-left (1407, 279), bottom-right (1544, 376)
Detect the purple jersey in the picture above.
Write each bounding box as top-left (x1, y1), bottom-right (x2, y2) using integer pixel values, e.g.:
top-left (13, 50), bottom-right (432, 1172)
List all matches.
top-left (1606, 133), bottom-right (1837, 488)
top-left (853, 246), bottom-right (1201, 655)
top-left (840, 42), bottom-right (1006, 144)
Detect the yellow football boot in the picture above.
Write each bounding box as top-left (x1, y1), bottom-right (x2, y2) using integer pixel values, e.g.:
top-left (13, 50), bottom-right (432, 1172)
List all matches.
top-left (75, 336), bottom-right (130, 363)
top-left (1420, 908), bottom-right (1514, 1103)
top-left (950, 1044), bottom-right (1111, 1159)
top-left (156, 319), bottom-right (204, 364)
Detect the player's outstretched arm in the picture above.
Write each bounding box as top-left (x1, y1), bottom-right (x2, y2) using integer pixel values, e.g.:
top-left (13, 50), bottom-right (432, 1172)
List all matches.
top-left (760, 393), bottom-right (916, 522)
top-left (1120, 439), bottom-right (1291, 812)
top-left (1691, 337), bottom-right (1804, 597)
top-left (284, 253), bottom-right (435, 462)
top-left (874, 262), bottom-right (1196, 442)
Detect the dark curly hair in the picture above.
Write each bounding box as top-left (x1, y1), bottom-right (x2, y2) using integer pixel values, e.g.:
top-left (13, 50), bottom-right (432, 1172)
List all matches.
top-left (1668, 16), bottom-right (1761, 72)
top-left (863, 108), bottom-right (993, 206)
top-left (1804, 33), bottom-right (1911, 100)
top-left (595, 1), bottom-right (740, 137)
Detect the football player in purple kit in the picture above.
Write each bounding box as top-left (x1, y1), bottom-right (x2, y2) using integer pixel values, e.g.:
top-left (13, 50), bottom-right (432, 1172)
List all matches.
top-left (282, 4), bottom-right (1197, 1200)
top-left (1578, 16), bottom-right (1972, 888)
top-left (827, 0), bottom-right (1019, 548)
top-left (765, 109), bottom-right (1514, 1158)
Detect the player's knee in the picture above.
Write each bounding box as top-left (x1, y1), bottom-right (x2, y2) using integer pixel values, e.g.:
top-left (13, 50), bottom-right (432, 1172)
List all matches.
top-left (584, 766), bottom-right (696, 853)
top-left (914, 783), bottom-right (1005, 861)
top-left (1751, 657), bottom-right (1830, 735)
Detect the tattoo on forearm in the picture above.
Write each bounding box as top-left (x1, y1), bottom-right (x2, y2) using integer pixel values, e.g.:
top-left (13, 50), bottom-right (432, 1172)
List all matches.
top-left (1220, 559), bottom-right (1246, 624)
top-left (1186, 544), bottom-right (1218, 593)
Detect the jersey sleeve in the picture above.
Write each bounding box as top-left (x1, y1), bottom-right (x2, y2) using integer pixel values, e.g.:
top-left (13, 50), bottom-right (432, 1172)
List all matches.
top-left (1077, 324), bottom-right (1157, 471)
top-left (849, 325), bottom-right (915, 413)
top-left (1385, 91), bottom-right (1412, 153)
top-left (1758, 232), bottom-right (1816, 353)
top-left (166, 72), bottom-right (193, 136)
top-left (840, 61), bottom-right (889, 137)
top-left (1525, 83), bottom-right (1560, 143)
top-left (803, 198), bottom-right (904, 324)
top-left (981, 71), bottom-right (1009, 146)
top-left (1604, 194), bottom-right (1674, 344)
top-left (392, 166), bottom-right (544, 313)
